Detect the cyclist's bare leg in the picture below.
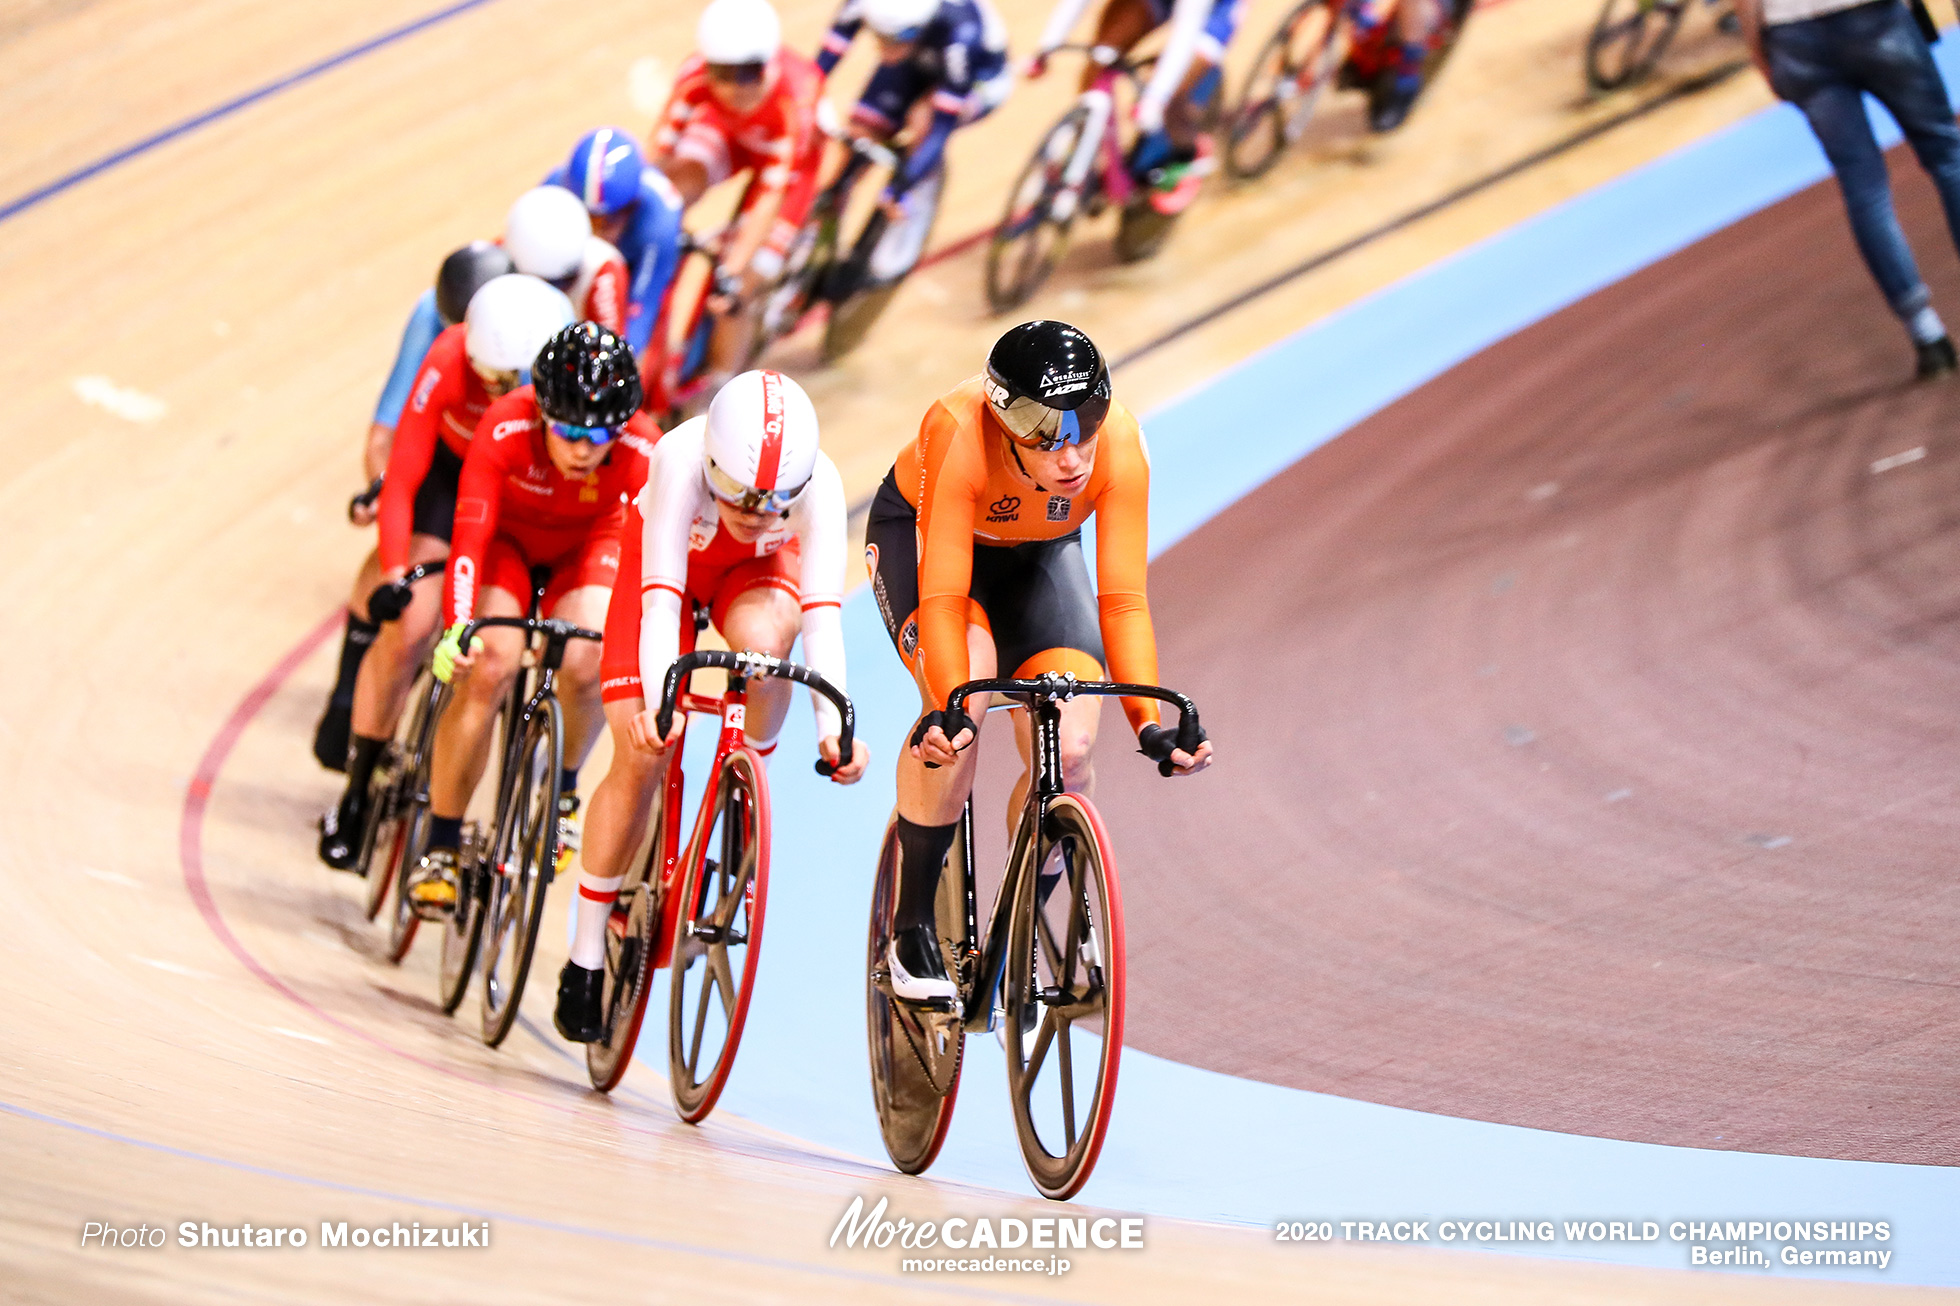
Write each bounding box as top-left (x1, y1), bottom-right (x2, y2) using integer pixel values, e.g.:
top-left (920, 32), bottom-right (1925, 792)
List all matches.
top-left (349, 531), bottom-right (448, 741)
top-left (428, 585), bottom-right (527, 821)
top-left (548, 584), bottom-right (612, 772)
top-left (716, 584), bottom-right (801, 746)
top-left (895, 621), bottom-right (998, 826)
top-left (1082, 0), bottom-right (1160, 92)
top-left (580, 698), bottom-right (672, 883)
top-left (348, 548), bottom-right (383, 622)
top-left (1007, 693), bottom-right (1103, 833)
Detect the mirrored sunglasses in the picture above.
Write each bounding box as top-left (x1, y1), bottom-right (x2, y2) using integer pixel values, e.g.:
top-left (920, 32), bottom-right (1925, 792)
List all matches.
top-left (707, 61), bottom-right (767, 86)
top-left (546, 418), bottom-right (620, 446)
top-left (989, 393), bottom-right (1089, 451)
top-left (706, 457), bottom-right (807, 514)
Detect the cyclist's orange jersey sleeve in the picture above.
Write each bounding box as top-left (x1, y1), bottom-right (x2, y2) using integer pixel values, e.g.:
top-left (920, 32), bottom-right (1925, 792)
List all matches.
top-left (899, 377), bottom-right (1162, 734)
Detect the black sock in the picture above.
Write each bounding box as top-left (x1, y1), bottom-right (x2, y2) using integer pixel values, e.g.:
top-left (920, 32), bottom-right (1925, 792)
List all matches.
top-left (331, 614), bottom-right (379, 707)
top-left (893, 816), bottom-right (958, 933)
top-left (559, 768), bottom-right (579, 802)
top-left (429, 816), bottom-right (463, 852)
top-left (345, 734), bottom-right (387, 799)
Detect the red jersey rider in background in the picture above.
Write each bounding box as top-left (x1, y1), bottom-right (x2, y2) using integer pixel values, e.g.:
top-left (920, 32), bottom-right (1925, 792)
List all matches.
top-left (553, 369), bottom-right (867, 1042)
top-left (651, 0), bottom-right (825, 397)
top-left (317, 274), bottom-right (575, 870)
top-left (408, 323), bottom-right (657, 912)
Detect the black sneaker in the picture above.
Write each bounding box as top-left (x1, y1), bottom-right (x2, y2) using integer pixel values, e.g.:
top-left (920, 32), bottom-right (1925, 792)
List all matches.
top-left (887, 924), bottom-right (957, 1003)
top-left (312, 701), bottom-right (352, 772)
top-left (554, 960), bottom-right (605, 1043)
top-left (316, 788), bottom-right (366, 872)
top-left (1915, 335), bottom-right (1957, 380)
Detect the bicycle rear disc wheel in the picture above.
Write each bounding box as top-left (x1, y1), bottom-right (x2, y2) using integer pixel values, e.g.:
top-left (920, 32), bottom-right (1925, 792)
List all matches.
top-left (986, 106), bottom-right (1089, 312)
top-left (1004, 793), bottom-right (1125, 1201)
top-left (866, 812), bottom-right (967, 1175)
top-left (668, 748), bottom-right (770, 1123)
top-left (479, 699), bottom-right (562, 1048)
top-left (1227, 0), bottom-right (1343, 180)
top-left (587, 804), bottom-right (667, 1093)
top-left (1585, 0), bottom-right (1684, 91)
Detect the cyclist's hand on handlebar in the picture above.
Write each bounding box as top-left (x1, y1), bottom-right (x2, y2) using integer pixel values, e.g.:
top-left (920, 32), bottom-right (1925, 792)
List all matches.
top-left (909, 708), bottom-right (975, 768)
top-left (1138, 722), bottom-right (1213, 777)
top-left (349, 497), bottom-right (378, 527)
top-left (1025, 50), bottom-right (1050, 79)
top-left (431, 620), bottom-right (481, 684)
top-left (626, 707), bottom-right (685, 756)
top-left (818, 735), bottom-right (870, 784)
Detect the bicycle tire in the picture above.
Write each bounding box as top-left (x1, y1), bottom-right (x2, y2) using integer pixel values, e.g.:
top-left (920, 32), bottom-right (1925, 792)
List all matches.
top-left (383, 799), bottom-right (429, 963)
top-left (1585, 0), bottom-right (1685, 91)
top-left (668, 747), bottom-right (771, 1123)
top-left (1003, 793), bottom-right (1125, 1201)
top-left (986, 105), bottom-right (1091, 312)
top-left (478, 697), bottom-right (562, 1048)
top-left (1113, 198), bottom-right (1178, 264)
top-left (865, 810), bottom-right (967, 1175)
top-left (362, 671), bottom-right (438, 922)
top-left (586, 801), bottom-right (668, 1093)
top-left (751, 203), bottom-right (839, 364)
top-left (1226, 0), bottom-right (1344, 181)
top-left (436, 840), bottom-right (488, 1015)
top-left (823, 167), bottom-right (943, 362)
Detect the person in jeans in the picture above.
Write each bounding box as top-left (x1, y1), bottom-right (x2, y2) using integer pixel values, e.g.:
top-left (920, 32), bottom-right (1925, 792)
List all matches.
top-left (1739, 0), bottom-right (1960, 377)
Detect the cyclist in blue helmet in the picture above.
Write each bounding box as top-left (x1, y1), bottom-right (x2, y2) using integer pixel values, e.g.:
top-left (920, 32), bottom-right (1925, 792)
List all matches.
top-left (815, 0), bottom-right (1013, 221)
top-left (545, 127), bottom-right (686, 363)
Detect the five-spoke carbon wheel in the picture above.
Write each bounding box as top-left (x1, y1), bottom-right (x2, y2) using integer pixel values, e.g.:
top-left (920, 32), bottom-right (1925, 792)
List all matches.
top-left (1226, 0), bottom-right (1345, 180)
top-left (866, 813), bottom-right (968, 1175)
top-left (1584, 0), bottom-right (1686, 92)
top-left (986, 105), bottom-right (1090, 312)
top-left (587, 807), bottom-right (667, 1093)
top-left (1003, 794), bottom-right (1125, 1200)
top-left (668, 748), bottom-right (770, 1123)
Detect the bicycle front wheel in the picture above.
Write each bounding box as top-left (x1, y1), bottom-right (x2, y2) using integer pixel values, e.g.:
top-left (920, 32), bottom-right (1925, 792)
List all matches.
top-left (1585, 0), bottom-right (1684, 91)
top-left (986, 105), bottom-right (1090, 312)
top-left (1003, 793), bottom-right (1125, 1201)
top-left (865, 810), bottom-right (968, 1175)
top-left (587, 802), bottom-right (667, 1093)
top-left (668, 747), bottom-right (770, 1123)
top-left (479, 698), bottom-right (562, 1048)
top-left (1227, 0), bottom-right (1345, 180)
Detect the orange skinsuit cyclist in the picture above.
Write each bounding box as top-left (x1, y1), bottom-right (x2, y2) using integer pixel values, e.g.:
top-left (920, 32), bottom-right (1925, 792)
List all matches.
top-left (862, 319), bottom-right (1213, 1001)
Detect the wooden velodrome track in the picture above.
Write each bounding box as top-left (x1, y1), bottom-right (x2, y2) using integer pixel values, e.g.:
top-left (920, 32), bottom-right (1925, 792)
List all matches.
top-left (0, 0), bottom-right (1938, 1300)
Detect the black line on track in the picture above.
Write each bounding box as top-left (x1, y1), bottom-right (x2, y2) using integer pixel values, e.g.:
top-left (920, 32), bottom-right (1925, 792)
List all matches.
top-left (1108, 60), bottom-right (1751, 371)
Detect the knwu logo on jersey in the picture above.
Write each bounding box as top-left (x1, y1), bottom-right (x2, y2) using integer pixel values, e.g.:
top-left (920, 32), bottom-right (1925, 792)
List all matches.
top-left (987, 494), bottom-right (1021, 522)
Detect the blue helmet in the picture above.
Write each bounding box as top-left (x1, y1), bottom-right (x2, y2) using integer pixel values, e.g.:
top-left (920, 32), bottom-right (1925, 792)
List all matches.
top-left (563, 127), bottom-right (645, 216)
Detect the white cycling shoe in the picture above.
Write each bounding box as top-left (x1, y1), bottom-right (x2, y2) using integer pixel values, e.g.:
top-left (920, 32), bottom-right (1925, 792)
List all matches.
top-left (887, 924), bottom-right (958, 1004)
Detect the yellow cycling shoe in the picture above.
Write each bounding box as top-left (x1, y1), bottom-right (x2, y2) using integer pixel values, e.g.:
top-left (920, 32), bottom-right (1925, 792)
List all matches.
top-left (407, 848), bottom-right (460, 915)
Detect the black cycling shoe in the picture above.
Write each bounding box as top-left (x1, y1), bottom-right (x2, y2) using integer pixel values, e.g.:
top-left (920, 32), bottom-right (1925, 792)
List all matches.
top-left (554, 960), bottom-right (606, 1043)
top-left (316, 788), bottom-right (366, 872)
top-left (312, 701), bottom-right (352, 772)
top-left (887, 923), bottom-right (957, 1004)
top-left (1915, 335), bottom-right (1957, 380)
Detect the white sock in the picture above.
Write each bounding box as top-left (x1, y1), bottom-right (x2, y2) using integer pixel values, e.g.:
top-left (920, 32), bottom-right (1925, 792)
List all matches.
top-left (1908, 305), bottom-right (1946, 345)
top-left (570, 873), bottom-right (625, 970)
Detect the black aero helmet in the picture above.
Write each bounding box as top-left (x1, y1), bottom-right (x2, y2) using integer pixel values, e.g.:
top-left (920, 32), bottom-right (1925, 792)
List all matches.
top-left (532, 321), bottom-right (643, 427)
top-left (435, 241), bottom-right (516, 326)
top-left (983, 319), bottom-right (1112, 450)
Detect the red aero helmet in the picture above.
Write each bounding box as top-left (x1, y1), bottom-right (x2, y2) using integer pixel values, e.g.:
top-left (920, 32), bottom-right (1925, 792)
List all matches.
top-left (703, 369), bottom-right (819, 514)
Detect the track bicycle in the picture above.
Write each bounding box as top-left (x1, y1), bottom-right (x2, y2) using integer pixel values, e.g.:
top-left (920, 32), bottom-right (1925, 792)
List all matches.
top-left (866, 672), bottom-right (1204, 1200)
top-left (347, 558), bottom-right (447, 933)
top-left (1224, 0), bottom-right (1474, 179)
top-left (1584, 0), bottom-right (1736, 93)
top-left (986, 46), bottom-right (1208, 312)
top-left (755, 129), bottom-right (945, 365)
top-left (583, 645), bottom-right (855, 1123)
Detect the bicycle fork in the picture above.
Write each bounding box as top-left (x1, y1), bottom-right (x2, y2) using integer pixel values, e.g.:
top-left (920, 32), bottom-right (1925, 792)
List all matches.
top-left (1051, 90), bottom-right (1113, 223)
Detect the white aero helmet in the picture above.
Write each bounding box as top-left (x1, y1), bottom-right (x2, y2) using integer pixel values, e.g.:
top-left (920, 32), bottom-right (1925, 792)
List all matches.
top-left (504, 185), bottom-right (591, 284)
top-left (861, 0), bottom-right (939, 39)
top-left (465, 274), bottom-right (576, 379)
top-left (697, 0), bottom-right (781, 65)
top-left (704, 369), bottom-right (819, 513)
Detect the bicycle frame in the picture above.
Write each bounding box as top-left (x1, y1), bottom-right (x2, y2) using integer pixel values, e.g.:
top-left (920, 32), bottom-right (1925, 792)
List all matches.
top-left (634, 679), bottom-right (747, 972)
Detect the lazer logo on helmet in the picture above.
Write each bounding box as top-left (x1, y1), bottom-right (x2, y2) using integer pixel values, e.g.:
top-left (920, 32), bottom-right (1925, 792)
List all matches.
top-left (1038, 366), bottom-right (1093, 397)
